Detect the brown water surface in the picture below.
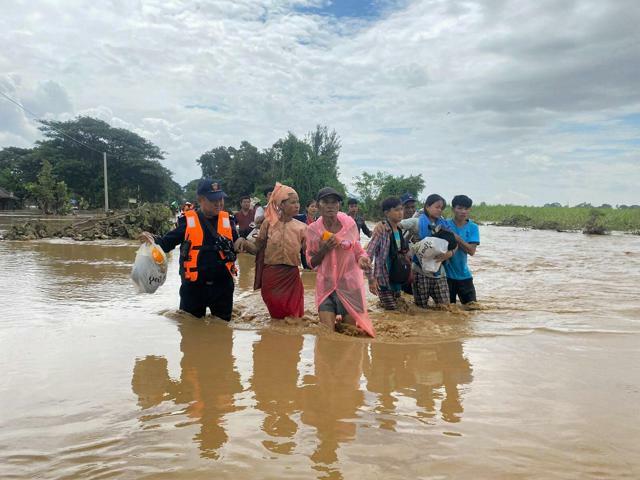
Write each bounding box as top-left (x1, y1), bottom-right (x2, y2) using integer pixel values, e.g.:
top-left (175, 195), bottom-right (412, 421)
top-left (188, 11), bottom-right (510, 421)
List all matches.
top-left (0, 222), bottom-right (639, 478)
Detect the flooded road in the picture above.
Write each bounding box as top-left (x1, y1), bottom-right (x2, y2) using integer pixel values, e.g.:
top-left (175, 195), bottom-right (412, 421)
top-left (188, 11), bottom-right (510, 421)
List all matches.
top-left (1, 220), bottom-right (639, 479)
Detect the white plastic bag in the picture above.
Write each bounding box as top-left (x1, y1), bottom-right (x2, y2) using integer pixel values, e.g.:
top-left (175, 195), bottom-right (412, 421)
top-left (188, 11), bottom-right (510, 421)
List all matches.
top-left (131, 242), bottom-right (168, 293)
top-left (410, 236), bottom-right (449, 273)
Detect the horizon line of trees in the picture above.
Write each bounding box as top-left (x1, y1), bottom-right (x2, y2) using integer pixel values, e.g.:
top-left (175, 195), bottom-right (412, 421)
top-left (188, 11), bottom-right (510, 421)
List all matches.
top-left (0, 116), bottom-right (181, 212)
top-left (1, 115), bottom-right (636, 215)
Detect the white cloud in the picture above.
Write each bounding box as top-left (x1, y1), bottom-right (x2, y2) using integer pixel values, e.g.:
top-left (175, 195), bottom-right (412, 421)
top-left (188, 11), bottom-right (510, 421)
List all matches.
top-left (0, 0), bottom-right (638, 205)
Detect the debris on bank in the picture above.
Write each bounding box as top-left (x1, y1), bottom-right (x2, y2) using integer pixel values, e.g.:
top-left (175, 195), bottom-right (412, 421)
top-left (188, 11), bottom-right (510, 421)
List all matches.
top-left (582, 209), bottom-right (608, 235)
top-left (2, 204), bottom-right (174, 241)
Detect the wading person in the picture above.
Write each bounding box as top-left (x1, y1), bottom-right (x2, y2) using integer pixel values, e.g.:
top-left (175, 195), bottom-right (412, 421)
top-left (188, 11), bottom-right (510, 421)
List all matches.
top-left (234, 195), bottom-right (255, 238)
top-left (444, 195), bottom-right (480, 304)
top-left (375, 194), bottom-right (454, 308)
top-left (347, 198), bottom-right (372, 238)
top-left (254, 186), bottom-right (274, 225)
top-left (139, 179), bottom-right (242, 320)
top-left (242, 183), bottom-right (306, 319)
top-left (407, 194), bottom-right (454, 308)
top-left (399, 192), bottom-right (418, 295)
top-left (306, 187), bottom-right (375, 337)
top-left (401, 193), bottom-right (417, 219)
top-left (294, 199), bottom-right (318, 269)
top-left (366, 197), bottom-right (412, 310)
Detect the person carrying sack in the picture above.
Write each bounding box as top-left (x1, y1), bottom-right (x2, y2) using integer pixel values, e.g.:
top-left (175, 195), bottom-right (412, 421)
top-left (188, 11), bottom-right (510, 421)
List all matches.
top-left (366, 197), bottom-right (412, 310)
top-left (138, 179), bottom-right (243, 320)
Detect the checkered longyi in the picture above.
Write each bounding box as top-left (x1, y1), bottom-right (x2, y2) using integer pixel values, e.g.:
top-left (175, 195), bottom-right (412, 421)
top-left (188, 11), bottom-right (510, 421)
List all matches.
top-left (412, 271), bottom-right (450, 307)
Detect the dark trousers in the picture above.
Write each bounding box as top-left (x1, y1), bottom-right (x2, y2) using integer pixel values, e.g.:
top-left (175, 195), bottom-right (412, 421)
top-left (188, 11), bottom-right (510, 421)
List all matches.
top-left (447, 277), bottom-right (477, 304)
top-left (179, 274), bottom-right (235, 320)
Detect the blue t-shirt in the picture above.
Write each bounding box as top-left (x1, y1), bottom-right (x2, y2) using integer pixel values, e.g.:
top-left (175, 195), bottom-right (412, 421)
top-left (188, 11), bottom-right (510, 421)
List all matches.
top-left (416, 214), bottom-right (450, 278)
top-left (444, 219), bottom-right (480, 280)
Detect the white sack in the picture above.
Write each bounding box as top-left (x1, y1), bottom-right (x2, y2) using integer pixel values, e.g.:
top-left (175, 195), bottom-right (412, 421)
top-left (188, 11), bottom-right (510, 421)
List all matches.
top-left (410, 236), bottom-right (449, 273)
top-left (131, 242), bottom-right (168, 294)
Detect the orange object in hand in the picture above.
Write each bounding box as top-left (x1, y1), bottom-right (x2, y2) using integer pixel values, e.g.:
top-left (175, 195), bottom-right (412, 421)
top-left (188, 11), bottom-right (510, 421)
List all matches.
top-left (322, 231), bottom-right (333, 241)
top-left (151, 246), bottom-right (165, 264)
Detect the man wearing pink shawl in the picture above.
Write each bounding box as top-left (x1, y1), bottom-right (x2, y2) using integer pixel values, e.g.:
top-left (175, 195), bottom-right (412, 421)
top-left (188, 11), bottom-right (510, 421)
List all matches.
top-left (306, 187), bottom-right (376, 337)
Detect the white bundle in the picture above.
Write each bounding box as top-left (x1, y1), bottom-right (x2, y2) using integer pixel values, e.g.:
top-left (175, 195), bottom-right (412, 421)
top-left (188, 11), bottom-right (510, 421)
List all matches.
top-left (410, 236), bottom-right (449, 273)
top-left (131, 242), bottom-right (168, 294)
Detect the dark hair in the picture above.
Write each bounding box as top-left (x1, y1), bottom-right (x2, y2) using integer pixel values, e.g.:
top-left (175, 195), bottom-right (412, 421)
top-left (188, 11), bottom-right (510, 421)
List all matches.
top-left (381, 196), bottom-right (402, 212)
top-left (263, 187), bottom-right (274, 196)
top-left (452, 195), bottom-right (472, 208)
top-left (239, 195), bottom-right (251, 202)
top-left (425, 194), bottom-right (446, 208)
top-left (434, 229), bottom-right (458, 251)
top-left (347, 198), bottom-right (359, 206)
top-left (306, 199), bottom-right (316, 208)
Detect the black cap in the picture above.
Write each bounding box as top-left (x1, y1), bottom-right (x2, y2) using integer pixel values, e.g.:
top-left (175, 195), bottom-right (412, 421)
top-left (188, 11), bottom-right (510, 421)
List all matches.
top-left (400, 193), bottom-right (416, 205)
top-left (316, 187), bottom-right (343, 202)
top-left (196, 178), bottom-right (228, 201)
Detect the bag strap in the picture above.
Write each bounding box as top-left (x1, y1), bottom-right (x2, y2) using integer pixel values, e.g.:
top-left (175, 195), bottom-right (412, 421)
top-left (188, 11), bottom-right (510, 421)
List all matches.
top-left (398, 225), bottom-right (409, 253)
top-left (199, 211), bottom-right (220, 239)
top-left (387, 220), bottom-right (400, 256)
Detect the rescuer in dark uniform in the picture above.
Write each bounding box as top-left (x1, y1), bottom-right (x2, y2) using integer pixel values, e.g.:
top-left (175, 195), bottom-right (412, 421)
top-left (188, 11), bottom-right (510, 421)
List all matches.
top-left (139, 179), bottom-right (242, 320)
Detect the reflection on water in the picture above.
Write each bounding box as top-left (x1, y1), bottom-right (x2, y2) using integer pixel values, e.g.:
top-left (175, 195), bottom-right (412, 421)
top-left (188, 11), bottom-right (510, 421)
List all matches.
top-left (132, 319), bottom-right (243, 460)
top-left (366, 342), bottom-right (472, 427)
top-left (251, 331), bottom-right (303, 455)
top-left (302, 337), bottom-right (366, 476)
top-left (131, 323), bottom-right (473, 476)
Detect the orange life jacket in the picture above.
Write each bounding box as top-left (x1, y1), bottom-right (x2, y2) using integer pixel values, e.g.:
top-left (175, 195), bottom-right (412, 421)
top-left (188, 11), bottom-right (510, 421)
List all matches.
top-left (183, 210), bottom-right (236, 281)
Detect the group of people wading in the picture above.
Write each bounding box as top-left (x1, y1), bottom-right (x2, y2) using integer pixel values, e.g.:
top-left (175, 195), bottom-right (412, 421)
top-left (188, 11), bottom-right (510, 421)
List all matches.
top-left (141, 178), bottom-right (480, 338)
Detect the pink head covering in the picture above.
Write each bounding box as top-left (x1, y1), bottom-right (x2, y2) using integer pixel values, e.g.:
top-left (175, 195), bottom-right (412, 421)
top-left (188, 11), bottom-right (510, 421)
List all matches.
top-left (264, 182), bottom-right (297, 225)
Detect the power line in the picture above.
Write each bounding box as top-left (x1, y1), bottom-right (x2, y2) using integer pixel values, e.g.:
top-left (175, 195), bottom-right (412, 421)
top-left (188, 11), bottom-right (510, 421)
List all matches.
top-left (0, 90), bottom-right (105, 154)
top-left (1, 89), bottom-right (111, 211)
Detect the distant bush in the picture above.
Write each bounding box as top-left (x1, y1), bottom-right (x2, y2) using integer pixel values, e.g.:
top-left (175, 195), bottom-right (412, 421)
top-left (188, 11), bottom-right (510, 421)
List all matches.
top-left (583, 209), bottom-right (607, 235)
top-left (465, 204), bottom-right (640, 232)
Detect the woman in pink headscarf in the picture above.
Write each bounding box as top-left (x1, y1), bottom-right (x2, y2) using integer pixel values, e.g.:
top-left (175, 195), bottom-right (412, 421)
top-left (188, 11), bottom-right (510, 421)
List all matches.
top-left (245, 182), bottom-right (307, 319)
top-left (306, 187), bottom-right (375, 337)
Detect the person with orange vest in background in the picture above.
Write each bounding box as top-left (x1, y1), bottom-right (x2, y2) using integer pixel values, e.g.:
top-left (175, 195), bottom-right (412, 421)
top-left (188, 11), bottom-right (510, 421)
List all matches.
top-left (139, 179), bottom-right (243, 320)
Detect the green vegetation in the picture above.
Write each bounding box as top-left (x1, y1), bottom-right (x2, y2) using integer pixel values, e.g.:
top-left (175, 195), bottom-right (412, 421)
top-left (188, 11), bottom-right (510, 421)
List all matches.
top-left (1, 116), bottom-right (638, 236)
top-left (0, 117), bottom-right (181, 210)
top-left (194, 125), bottom-right (345, 208)
top-left (354, 171), bottom-right (425, 218)
top-left (26, 159), bottom-right (71, 215)
top-left (467, 204), bottom-right (640, 232)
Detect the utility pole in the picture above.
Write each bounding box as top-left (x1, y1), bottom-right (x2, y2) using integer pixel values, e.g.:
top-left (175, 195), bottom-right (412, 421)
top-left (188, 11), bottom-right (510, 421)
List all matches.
top-left (103, 152), bottom-right (109, 212)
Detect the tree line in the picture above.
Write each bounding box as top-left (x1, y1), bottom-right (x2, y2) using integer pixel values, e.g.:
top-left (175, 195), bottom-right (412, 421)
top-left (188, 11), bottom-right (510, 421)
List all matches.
top-left (0, 117), bottom-right (181, 212)
top-left (0, 116), bottom-right (426, 216)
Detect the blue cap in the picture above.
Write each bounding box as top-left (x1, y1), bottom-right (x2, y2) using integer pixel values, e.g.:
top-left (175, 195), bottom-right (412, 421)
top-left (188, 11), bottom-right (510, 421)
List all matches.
top-left (196, 178), bottom-right (228, 201)
top-left (400, 193), bottom-right (416, 205)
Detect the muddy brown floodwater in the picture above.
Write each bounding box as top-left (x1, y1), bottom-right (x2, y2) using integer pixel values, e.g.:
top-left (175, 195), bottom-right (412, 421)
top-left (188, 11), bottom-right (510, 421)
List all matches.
top-left (1, 216), bottom-right (639, 479)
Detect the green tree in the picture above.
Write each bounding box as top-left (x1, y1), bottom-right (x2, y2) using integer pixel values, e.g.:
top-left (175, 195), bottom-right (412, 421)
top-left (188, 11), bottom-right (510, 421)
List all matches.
top-left (27, 159), bottom-right (71, 214)
top-left (354, 171), bottom-right (387, 209)
top-left (354, 171), bottom-right (425, 218)
top-left (183, 179), bottom-right (200, 203)
top-left (227, 141), bottom-right (268, 201)
top-left (197, 146), bottom-right (233, 184)
top-left (195, 126), bottom-right (346, 208)
top-left (36, 116), bottom-right (177, 208)
top-left (0, 147), bottom-right (41, 206)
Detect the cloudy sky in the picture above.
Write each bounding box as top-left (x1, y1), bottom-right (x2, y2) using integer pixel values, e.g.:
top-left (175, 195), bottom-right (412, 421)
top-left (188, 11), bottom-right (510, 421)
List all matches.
top-left (1, 0), bottom-right (639, 205)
